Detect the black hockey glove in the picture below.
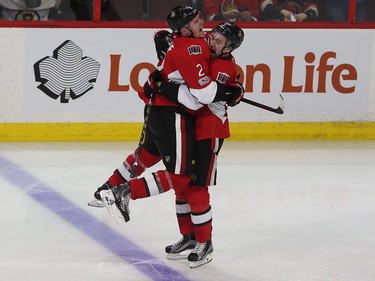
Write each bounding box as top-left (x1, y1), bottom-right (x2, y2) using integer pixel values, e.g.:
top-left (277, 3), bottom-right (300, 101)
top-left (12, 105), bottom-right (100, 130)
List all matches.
top-left (143, 80), bottom-right (154, 99)
top-left (144, 70), bottom-right (165, 98)
top-left (154, 30), bottom-right (173, 61)
top-left (213, 82), bottom-right (244, 107)
top-left (226, 82), bottom-right (244, 106)
top-left (151, 69), bottom-right (164, 84)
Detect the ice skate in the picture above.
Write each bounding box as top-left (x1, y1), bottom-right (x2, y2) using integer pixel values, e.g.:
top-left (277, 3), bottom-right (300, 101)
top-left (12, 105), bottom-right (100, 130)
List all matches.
top-left (88, 181), bottom-right (112, 208)
top-left (87, 199), bottom-right (106, 208)
top-left (188, 239), bottom-right (213, 268)
top-left (165, 232), bottom-right (197, 260)
top-left (100, 182), bottom-right (131, 223)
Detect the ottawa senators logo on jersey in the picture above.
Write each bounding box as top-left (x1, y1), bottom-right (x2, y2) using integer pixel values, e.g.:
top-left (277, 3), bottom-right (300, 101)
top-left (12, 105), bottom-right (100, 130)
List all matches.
top-left (187, 45), bottom-right (202, 55)
top-left (215, 72), bottom-right (230, 84)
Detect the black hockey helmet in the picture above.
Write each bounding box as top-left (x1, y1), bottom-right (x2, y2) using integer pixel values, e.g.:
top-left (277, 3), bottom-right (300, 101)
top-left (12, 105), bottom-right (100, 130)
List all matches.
top-left (166, 5), bottom-right (199, 33)
top-left (212, 22), bottom-right (244, 50)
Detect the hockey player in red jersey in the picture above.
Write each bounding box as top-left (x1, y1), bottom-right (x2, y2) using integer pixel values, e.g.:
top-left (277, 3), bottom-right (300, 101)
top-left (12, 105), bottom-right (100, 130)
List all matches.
top-left (99, 5), bottom-right (243, 217)
top-left (98, 5), bottom-right (244, 268)
top-left (155, 22), bottom-right (244, 268)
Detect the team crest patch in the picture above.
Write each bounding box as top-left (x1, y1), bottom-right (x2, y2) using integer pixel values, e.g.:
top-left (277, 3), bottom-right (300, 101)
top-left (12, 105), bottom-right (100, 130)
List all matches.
top-left (187, 45), bottom-right (202, 55)
top-left (216, 72), bottom-right (230, 84)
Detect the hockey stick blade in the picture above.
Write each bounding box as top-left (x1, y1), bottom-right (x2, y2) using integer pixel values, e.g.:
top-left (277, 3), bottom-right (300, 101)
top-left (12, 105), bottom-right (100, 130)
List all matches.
top-left (241, 94), bottom-right (284, 114)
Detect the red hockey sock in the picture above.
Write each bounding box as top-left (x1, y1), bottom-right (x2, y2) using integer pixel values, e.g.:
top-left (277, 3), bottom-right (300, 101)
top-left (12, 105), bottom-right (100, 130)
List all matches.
top-left (175, 197), bottom-right (194, 235)
top-left (108, 147), bottom-right (161, 186)
top-left (131, 147), bottom-right (161, 176)
top-left (186, 185), bottom-right (212, 242)
top-left (108, 170), bottom-right (125, 186)
top-left (129, 170), bottom-right (190, 200)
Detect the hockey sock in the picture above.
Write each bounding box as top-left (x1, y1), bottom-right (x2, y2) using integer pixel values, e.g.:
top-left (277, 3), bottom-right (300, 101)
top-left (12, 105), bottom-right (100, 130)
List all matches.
top-left (108, 147), bottom-right (161, 186)
top-left (108, 169), bottom-right (126, 186)
top-left (129, 170), bottom-right (190, 200)
top-left (175, 196), bottom-right (194, 235)
top-left (132, 147), bottom-right (162, 175)
top-left (186, 185), bottom-right (212, 243)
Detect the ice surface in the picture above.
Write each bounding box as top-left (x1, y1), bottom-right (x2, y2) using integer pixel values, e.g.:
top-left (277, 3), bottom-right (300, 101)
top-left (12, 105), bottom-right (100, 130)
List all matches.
top-left (1, 141), bottom-right (375, 281)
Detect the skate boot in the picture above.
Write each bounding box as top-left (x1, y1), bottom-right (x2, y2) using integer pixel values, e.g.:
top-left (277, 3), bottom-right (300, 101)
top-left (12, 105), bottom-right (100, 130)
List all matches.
top-left (87, 181), bottom-right (112, 208)
top-left (165, 232), bottom-right (197, 260)
top-left (100, 182), bottom-right (131, 223)
top-left (188, 239), bottom-right (213, 268)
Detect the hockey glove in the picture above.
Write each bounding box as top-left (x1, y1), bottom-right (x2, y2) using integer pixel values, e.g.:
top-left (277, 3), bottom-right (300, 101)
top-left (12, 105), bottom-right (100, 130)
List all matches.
top-left (213, 82), bottom-right (244, 107)
top-left (154, 30), bottom-right (173, 61)
top-left (150, 69), bottom-right (164, 84)
top-left (144, 70), bottom-right (165, 98)
top-left (143, 80), bottom-right (154, 99)
top-left (226, 82), bottom-right (244, 107)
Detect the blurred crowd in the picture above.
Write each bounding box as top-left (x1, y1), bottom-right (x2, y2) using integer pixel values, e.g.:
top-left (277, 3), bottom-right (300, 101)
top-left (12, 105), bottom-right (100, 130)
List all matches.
top-left (0, 0), bottom-right (373, 22)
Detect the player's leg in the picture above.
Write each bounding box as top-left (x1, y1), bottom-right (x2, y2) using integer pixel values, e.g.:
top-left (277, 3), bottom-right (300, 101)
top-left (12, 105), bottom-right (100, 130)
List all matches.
top-left (166, 137), bottom-right (223, 261)
top-left (165, 184), bottom-right (196, 260)
top-left (186, 138), bottom-right (223, 268)
top-left (89, 120), bottom-right (161, 207)
top-left (102, 107), bottom-right (196, 223)
top-left (127, 107), bottom-right (195, 201)
top-left (144, 107), bottom-right (199, 258)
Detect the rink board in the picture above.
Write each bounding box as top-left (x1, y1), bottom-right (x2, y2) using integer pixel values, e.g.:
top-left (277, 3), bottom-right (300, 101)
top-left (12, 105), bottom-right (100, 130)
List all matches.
top-left (1, 122), bottom-right (375, 141)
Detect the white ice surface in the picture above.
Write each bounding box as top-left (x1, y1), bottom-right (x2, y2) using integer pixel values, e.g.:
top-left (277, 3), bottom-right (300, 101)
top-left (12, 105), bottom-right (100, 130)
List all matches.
top-left (0, 141), bottom-right (375, 281)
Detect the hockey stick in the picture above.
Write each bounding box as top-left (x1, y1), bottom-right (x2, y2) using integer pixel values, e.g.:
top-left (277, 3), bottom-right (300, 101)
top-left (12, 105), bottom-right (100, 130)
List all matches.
top-left (131, 94), bottom-right (154, 177)
top-left (241, 94), bottom-right (285, 114)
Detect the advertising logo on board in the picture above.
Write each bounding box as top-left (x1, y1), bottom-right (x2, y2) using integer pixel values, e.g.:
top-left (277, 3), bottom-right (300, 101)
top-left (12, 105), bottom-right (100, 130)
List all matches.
top-left (34, 40), bottom-right (100, 103)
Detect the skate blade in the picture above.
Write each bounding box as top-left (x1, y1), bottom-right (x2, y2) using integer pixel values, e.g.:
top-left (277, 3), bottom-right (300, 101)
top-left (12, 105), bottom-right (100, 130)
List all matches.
top-left (87, 199), bottom-right (105, 208)
top-left (189, 254), bottom-right (213, 269)
top-left (100, 190), bottom-right (125, 224)
top-left (166, 251), bottom-right (190, 260)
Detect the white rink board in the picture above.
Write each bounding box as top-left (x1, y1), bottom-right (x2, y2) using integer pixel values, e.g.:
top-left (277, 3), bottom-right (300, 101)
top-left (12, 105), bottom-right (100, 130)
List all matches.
top-left (0, 27), bottom-right (374, 122)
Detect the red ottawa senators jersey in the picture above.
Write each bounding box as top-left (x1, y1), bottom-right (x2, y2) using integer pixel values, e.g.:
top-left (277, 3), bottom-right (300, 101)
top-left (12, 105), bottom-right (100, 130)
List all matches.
top-left (195, 55), bottom-right (237, 141)
top-left (151, 34), bottom-right (238, 141)
top-left (152, 35), bottom-right (218, 108)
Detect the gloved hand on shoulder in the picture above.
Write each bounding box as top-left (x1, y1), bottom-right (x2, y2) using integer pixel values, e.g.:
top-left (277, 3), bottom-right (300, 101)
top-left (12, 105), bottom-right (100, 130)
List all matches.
top-left (154, 30), bottom-right (173, 61)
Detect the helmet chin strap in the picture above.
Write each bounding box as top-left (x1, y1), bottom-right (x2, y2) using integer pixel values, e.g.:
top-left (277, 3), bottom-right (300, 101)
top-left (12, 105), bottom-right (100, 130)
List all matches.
top-left (187, 25), bottom-right (199, 38)
top-left (218, 47), bottom-right (226, 58)
top-left (181, 24), bottom-right (195, 37)
top-left (219, 45), bottom-right (232, 58)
